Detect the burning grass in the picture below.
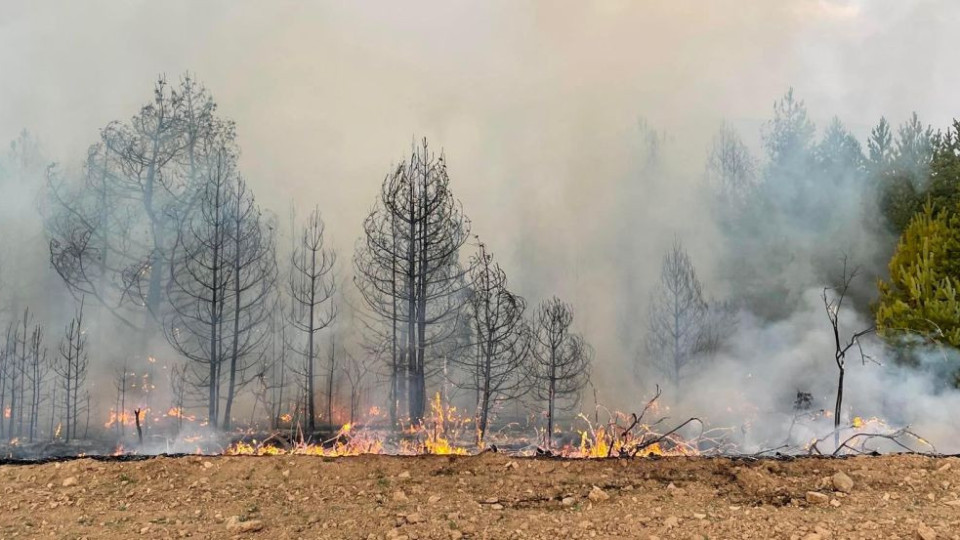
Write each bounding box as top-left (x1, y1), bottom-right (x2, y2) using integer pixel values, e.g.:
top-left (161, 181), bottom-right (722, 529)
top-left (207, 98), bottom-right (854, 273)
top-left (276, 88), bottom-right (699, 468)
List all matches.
top-left (0, 388), bottom-right (939, 461)
top-left (213, 390), bottom-right (937, 460)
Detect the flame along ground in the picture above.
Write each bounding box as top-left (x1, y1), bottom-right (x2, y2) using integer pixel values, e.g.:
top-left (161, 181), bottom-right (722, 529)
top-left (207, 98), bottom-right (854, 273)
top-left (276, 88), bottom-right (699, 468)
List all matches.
top-left (92, 391), bottom-right (936, 459)
top-left (221, 397), bottom-right (935, 459)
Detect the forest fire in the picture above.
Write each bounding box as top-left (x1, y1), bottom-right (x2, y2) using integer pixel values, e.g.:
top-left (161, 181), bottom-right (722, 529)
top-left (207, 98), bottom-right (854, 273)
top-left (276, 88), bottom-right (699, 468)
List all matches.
top-left (104, 388), bottom-right (924, 460)
top-left (4, 3), bottom-right (960, 538)
top-left (0, 71), bottom-right (954, 464)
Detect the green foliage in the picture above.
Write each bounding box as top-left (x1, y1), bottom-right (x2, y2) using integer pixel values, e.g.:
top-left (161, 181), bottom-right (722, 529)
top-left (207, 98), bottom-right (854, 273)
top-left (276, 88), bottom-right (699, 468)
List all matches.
top-left (877, 172), bottom-right (922, 233)
top-left (872, 115), bottom-right (960, 236)
top-left (876, 202), bottom-right (960, 356)
top-left (926, 119), bottom-right (960, 212)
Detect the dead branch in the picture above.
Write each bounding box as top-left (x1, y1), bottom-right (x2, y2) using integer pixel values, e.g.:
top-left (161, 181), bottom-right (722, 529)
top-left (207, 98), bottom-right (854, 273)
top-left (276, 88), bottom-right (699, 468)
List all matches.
top-left (627, 417), bottom-right (703, 457)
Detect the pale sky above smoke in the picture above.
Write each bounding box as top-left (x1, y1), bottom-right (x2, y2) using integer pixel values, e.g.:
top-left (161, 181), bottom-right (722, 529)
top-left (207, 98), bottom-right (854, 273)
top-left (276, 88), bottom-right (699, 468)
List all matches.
top-left (1, 0), bottom-right (958, 406)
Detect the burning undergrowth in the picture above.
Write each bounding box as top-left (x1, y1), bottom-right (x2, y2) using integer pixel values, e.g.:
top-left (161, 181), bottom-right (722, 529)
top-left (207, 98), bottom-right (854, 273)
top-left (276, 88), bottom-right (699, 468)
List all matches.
top-left (0, 384), bottom-right (939, 462)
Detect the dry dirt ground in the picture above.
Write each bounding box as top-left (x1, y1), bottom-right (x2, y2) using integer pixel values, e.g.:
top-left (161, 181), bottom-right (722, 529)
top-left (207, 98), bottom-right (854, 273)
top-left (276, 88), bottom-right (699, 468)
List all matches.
top-left (0, 453), bottom-right (959, 539)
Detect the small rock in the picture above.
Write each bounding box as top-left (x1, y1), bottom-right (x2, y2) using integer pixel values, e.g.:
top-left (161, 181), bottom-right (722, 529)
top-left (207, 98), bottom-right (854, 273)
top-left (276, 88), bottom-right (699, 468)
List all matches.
top-left (831, 471), bottom-right (854, 493)
top-left (428, 495), bottom-right (442, 504)
top-left (829, 498), bottom-right (841, 508)
top-left (62, 477), bottom-right (78, 488)
top-left (202, 461), bottom-right (213, 469)
top-left (692, 513), bottom-right (707, 520)
top-left (561, 496), bottom-right (576, 506)
top-left (281, 469), bottom-right (290, 478)
top-left (449, 532), bottom-right (463, 540)
top-left (491, 504), bottom-right (504, 510)
top-left (917, 522), bottom-right (937, 540)
top-left (937, 463), bottom-right (952, 473)
top-left (225, 516), bottom-right (264, 533)
top-left (504, 461), bottom-right (519, 470)
top-left (405, 513), bottom-right (423, 524)
top-left (393, 490), bottom-right (409, 502)
top-left (139, 526), bottom-right (150, 534)
top-left (663, 516), bottom-right (679, 529)
top-left (588, 486), bottom-right (609, 502)
top-left (483, 497), bottom-right (499, 504)
top-left (397, 471), bottom-right (411, 479)
top-left (802, 534), bottom-right (822, 540)
top-left (806, 491), bottom-right (830, 505)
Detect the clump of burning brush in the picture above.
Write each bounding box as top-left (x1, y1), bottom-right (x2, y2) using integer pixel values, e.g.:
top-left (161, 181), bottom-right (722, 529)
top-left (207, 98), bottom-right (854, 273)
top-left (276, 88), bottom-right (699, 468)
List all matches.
top-left (225, 393), bottom-right (471, 456)
top-left (226, 424), bottom-right (386, 457)
top-left (569, 386), bottom-right (736, 458)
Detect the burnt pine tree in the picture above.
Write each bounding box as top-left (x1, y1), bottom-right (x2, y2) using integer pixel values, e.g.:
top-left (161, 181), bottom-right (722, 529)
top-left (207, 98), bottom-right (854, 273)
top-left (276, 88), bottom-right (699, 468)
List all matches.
top-left (113, 361), bottom-right (129, 438)
top-left (458, 241), bottom-right (530, 442)
top-left (529, 297), bottom-right (591, 450)
top-left (0, 325), bottom-right (9, 439)
top-left (340, 349), bottom-right (375, 425)
top-left (644, 241), bottom-right (708, 388)
top-left (164, 131), bottom-right (235, 428)
top-left (220, 178), bottom-right (277, 429)
top-left (26, 318), bottom-right (47, 443)
top-left (4, 309), bottom-right (39, 439)
top-left (0, 313), bottom-right (46, 443)
top-left (706, 121), bottom-right (758, 216)
top-left (263, 299), bottom-right (290, 429)
top-left (48, 75), bottom-right (227, 331)
top-left (288, 207), bottom-right (336, 433)
top-left (353, 206), bottom-right (405, 426)
top-left (54, 299), bottom-right (88, 442)
top-left (646, 241), bottom-right (741, 387)
top-left (645, 242), bottom-right (736, 388)
top-left (355, 139), bottom-right (471, 424)
top-left (165, 135), bottom-right (277, 429)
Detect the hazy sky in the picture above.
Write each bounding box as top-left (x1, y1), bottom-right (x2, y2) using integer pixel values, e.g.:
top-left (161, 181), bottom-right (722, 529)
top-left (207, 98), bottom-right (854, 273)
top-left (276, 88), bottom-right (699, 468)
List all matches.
top-left (1, 0), bottom-right (958, 397)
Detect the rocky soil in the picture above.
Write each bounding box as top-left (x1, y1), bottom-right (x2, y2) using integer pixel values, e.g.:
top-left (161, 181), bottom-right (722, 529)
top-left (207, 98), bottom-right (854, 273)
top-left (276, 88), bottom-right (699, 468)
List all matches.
top-left (0, 453), bottom-right (958, 539)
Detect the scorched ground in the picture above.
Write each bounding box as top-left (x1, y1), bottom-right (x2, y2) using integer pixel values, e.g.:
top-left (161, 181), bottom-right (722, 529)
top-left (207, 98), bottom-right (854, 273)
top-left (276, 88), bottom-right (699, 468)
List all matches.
top-left (0, 453), bottom-right (958, 539)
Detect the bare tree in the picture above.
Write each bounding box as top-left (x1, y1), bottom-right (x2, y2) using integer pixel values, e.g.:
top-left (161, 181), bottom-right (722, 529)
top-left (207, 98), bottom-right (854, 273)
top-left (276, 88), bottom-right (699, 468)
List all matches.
top-left (113, 362), bottom-right (129, 438)
top-left (262, 301), bottom-right (290, 429)
top-left (644, 241), bottom-right (710, 388)
top-left (47, 75), bottom-right (229, 336)
top-left (53, 299), bottom-right (88, 442)
top-left (529, 297), bottom-right (592, 449)
top-left (4, 309), bottom-right (42, 440)
top-left (706, 122), bottom-right (758, 213)
top-left (340, 350), bottom-right (375, 425)
top-left (0, 325), bottom-right (9, 439)
top-left (163, 132), bottom-right (235, 428)
top-left (221, 178), bottom-right (277, 429)
top-left (287, 207), bottom-right (336, 433)
top-left (457, 241), bottom-right (530, 442)
top-left (821, 261), bottom-right (874, 446)
top-left (26, 318), bottom-right (47, 442)
top-left (354, 139), bottom-right (471, 424)
top-left (324, 336), bottom-right (338, 425)
top-left (4, 314), bottom-right (24, 439)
